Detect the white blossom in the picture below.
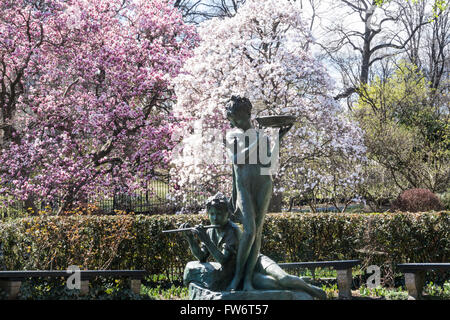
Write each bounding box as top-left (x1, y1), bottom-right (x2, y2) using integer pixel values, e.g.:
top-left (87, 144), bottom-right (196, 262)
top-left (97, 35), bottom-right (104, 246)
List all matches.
top-left (171, 0), bottom-right (366, 200)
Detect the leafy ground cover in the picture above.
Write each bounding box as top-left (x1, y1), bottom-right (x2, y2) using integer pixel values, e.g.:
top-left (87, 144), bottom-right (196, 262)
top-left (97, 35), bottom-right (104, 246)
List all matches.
top-left (2, 271), bottom-right (448, 300)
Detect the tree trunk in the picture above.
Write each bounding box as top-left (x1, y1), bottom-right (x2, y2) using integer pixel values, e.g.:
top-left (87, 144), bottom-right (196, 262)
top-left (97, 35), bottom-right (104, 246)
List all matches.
top-left (268, 192), bottom-right (283, 213)
top-left (24, 194), bottom-right (38, 216)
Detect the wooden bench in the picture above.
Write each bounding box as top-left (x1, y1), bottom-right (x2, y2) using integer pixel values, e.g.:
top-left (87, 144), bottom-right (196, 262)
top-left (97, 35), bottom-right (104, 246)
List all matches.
top-left (397, 263), bottom-right (450, 300)
top-left (0, 270), bottom-right (147, 299)
top-left (278, 260), bottom-right (361, 299)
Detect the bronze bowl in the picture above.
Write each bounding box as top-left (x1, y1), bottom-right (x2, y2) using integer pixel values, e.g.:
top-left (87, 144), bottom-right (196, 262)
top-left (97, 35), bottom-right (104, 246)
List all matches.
top-left (255, 115), bottom-right (296, 128)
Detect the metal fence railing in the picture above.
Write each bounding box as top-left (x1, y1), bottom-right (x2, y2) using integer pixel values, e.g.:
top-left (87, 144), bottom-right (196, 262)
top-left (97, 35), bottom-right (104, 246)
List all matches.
top-left (0, 178), bottom-right (207, 218)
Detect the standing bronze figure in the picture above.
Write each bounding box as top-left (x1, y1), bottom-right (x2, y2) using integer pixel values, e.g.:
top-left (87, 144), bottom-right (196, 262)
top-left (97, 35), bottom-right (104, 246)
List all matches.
top-left (225, 96), bottom-right (291, 291)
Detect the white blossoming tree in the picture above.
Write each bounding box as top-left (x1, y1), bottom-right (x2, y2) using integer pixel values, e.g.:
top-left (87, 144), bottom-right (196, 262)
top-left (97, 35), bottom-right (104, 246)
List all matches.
top-left (171, 0), bottom-right (366, 211)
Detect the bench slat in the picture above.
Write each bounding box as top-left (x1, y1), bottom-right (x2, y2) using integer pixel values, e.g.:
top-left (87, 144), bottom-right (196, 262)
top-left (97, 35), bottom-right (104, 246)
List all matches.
top-left (397, 263), bottom-right (450, 272)
top-left (0, 270), bottom-right (147, 280)
top-left (278, 260), bottom-right (360, 270)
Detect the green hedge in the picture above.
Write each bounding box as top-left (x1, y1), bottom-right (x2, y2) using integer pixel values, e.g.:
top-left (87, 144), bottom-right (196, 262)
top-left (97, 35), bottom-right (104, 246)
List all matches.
top-left (263, 212), bottom-right (450, 283)
top-left (0, 212), bottom-right (448, 283)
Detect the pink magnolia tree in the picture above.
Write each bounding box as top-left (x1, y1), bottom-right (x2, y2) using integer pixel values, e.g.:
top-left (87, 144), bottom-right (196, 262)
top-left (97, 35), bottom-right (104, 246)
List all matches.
top-left (171, 0), bottom-right (366, 211)
top-left (0, 0), bottom-right (197, 213)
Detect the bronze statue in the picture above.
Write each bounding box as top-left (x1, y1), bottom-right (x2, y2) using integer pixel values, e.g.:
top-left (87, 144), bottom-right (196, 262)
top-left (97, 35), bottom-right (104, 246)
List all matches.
top-left (172, 96), bottom-right (326, 299)
top-left (180, 192), bottom-right (242, 291)
top-left (180, 192), bottom-right (326, 299)
top-left (224, 96), bottom-right (291, 291)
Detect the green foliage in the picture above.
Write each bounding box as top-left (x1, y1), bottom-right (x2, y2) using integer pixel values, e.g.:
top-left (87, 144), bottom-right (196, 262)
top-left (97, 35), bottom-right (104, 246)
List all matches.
top-left (262, 212), bottom-right (366, 262)
top-left (437, 189), bottom-right (450, 210)
top-left (357, 160), bottom-right (399, 211)
top-left (322, 283), bottom-right (338, 299)
top-left (357, 280), bottom-right (450, 300)
top-left (424, 281), bottom-right (450, 299)
top-left (263, 211), bottom-right (450, 288)
top-left (0, 213), bottom-right (210, 277)
top-left (10, 277), bottom-right (146, 300)
top-left (374, 0), bottom-right (449, 19)
top-left (358, 284), bottom-right (409, 300)
top-left (141, 284), bottom-right (189, 300)
top-left (355, 62), bottom-right (450, 207)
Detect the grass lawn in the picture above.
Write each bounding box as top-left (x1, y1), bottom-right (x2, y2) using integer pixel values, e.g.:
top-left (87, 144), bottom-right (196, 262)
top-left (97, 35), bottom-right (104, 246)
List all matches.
top-left (141, 280), bottom-right (450, 300)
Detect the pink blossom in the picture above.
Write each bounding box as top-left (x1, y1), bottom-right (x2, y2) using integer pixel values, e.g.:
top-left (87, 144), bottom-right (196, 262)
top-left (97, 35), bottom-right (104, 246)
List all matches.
top-left (0, 0), bottom-right (198, 211)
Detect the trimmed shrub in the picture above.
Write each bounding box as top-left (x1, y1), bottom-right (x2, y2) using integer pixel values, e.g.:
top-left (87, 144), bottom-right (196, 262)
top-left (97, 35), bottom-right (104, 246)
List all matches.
top-left (0, 213), bottom-right (210, 278)
top-left (0, 211), bottom-right (448, 284)
top-left (391, 188), bottom-right (444, 212)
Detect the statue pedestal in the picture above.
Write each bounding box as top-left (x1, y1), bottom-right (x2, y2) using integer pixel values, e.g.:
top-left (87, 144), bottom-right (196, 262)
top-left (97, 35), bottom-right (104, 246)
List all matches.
top-left (188, 283), bottom-right (314, 300)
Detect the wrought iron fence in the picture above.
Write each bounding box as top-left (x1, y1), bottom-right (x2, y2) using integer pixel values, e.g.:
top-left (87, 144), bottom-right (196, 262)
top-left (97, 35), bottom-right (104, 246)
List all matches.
top-left (0, 177), bottom-right (207, 218)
